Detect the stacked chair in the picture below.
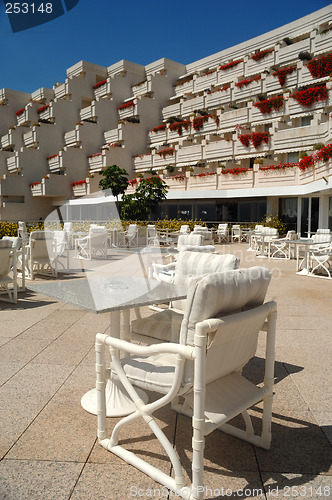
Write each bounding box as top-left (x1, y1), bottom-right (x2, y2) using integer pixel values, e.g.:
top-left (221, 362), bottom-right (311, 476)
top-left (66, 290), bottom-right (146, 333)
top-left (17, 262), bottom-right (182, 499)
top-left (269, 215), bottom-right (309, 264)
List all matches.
top-left (0, 239), bottom-right (18, 303)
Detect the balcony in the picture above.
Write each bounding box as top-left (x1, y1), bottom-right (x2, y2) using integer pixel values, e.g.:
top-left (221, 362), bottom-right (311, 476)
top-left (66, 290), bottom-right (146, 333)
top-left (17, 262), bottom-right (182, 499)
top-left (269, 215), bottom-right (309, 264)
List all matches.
top-left (273, 123), bottom-right (328, 153)
top-left (182, 96), bottom-right (205, 117)
top-left (88, 153), bottom-right (103, 172)
top-left (117, 101), bottom-right (137, 120)
top-left (195, 71), bottom-right (218, 93)
top-left (235, 135), bottom-right (271, 158)
top-left (163, 175), bottom-right (187, 191)
top-left (192, 115), bottom-right (220, 136)
top-left (153, 151), bottom-right (176, 169)
top-left (315, 30), bottom-right (332, 54)
top-left (54, 82), bottom-right (68, 100)
top-left (205, 140), bottom-right (234, 161)
top-left (246, 51), bottom-right (275, 75)
top-left (132, 79), bottom-right (151, 98)
top-left (30, 175), bottom-right (66, 197)
top-left (220, 169), bottom-right (254, 189)
top-left (31, 87), bottom-right (54, 103)
top-left (104, 126), bottom-right (123, 145)
top-left (149, 127), bottom-right (167, 145)
top-left (1, 130), bottom-right (15, 150)
top-left (23, 129), bottom-right (38, 148)
top-left (176, 144), bottom-right (203, 164)
top-left (80, 102), bottom-right (97, 122)
top-left (93, 80), bottom-right (112, 100)
top-left (217, 61), bottom-right (245, 83)
top-left (233, 79), bottom-right (263, 102)
top-left (205, 87), bottom-right (231, 110)
top-left (188, 172), bottom-right (217, 190)
top-left (47, 154), bottom-right (62, 172)
top-left (251, 100), bottom-right (287, 124)
top-left (174, 78), bottom-right (194, 97)
top-left (265, 70), bottom-right (299, 94)
top-left (37, 104), bottom-right (54, 123)
top-left (72, 180), bottom-right (88, 197)
top-left (255, 164), bottom-right (298, 187)
top-left (64, 128), bottom-right (80, 147)
top-left (219, 107), bottom-right (250, 131)
top-left (6, 154), bottom-right (20, 173)
top-left (162, 102), bottom-right (181, 120)
top-left (134, 154), bottom-right (153, 172)
top-left (278, 38), bottom-right (311, 65)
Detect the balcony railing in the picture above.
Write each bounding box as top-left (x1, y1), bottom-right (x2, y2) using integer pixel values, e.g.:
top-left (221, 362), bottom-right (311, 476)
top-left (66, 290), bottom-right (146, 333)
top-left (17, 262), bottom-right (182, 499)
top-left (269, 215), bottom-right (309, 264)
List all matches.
top-left (118, 102), bottom-right (138, 120)
top-left (6, 155), bottom-right (19, 173)
top-left (182, 96), bottom-right (205, 116)
top-left (30, 176), bottom-right (66, 197)
top-left (80, 102), bottom-right (97, 122)
top-left (219, 107), bottom-right (250, 131)
top-left (64, 128), bottom-right (80, 147)
top-left (23, 129), bottom-right (37, 148)
top-left (205, 87), bottom-right (231, 109)
top-left (177, 144), bottom-right (203, 164)
top-left (273, 123), bottom-right (328, 152)
top-left (1, 131), bottom-right (14, 150)
top-left (104, 127), bottom-right (123, 144)
top-left (315, 30), bottom-right (332, 54)
top-left (195, 72), bottom-right (218, 92)
top-left (162, 102), bottom-right (181, 120)
top-left (134, 154), bottom-right (153, 172)
top-left (94, 80), bottom-right (112, 99)
top-left (88, 154), bottom-right (103, 172)
top-left (278, 38), bottom-right (311, 65)
top-left (205, 140), bottom-right (234, 160)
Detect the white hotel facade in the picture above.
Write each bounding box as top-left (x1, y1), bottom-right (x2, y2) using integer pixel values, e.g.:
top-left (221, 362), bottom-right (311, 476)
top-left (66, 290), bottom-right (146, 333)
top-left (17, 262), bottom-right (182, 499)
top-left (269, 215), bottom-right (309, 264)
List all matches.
top-left (0, 5), bottom-right (332, 233)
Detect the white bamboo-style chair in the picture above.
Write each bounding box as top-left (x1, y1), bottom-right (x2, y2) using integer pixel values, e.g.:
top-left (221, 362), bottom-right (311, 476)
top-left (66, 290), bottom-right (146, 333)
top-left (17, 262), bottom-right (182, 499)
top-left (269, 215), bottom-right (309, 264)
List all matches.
top-left (316, 228), bottom-right (331, 235)
top-left (297, 233), bottom-right (332, 272)
top-left (75, 226), bottom-right (108, 260)
top-left (132, 250), bottom-right (239, 343)
top-left (308, 244), bottom-right (332, 278)
top-left (146, 225), bottom-right (159, 247)
top-left (96, 266), bottom-right (276, 499)
top-left (255, 227), bottom-right (279, 256)
top-left (270, 230), bottom-right (297, 259)
top-left (215, 223), bottom-right (228, 243)
top-left (24, 231), bottom-right (58, 280)
top-left (118, 224), bottom-right (138, 248)
top-left (231, 224), bottom-right (241, 242)
top-left (0, 240), bottom-right (18, 303)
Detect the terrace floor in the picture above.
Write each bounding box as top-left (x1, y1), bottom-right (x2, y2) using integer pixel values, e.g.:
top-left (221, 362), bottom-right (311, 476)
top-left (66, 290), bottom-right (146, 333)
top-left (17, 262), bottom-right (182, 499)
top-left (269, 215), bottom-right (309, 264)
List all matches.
top-left (0, 243), bottom-right (331, 499)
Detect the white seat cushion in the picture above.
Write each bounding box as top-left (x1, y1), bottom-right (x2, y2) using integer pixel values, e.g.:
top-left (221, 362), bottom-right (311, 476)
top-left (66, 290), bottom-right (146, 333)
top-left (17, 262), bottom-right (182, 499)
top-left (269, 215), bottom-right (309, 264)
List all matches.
top-left (131, 309), bottom-right (183, 342)
top-left (121, 353), bottom-right (177, 394)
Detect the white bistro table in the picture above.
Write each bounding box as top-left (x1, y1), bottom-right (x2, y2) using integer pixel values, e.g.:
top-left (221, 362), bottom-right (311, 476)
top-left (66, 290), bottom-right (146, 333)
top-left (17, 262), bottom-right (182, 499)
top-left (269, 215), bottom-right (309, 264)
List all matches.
top-left (28, 275), bottom-right (187, 417)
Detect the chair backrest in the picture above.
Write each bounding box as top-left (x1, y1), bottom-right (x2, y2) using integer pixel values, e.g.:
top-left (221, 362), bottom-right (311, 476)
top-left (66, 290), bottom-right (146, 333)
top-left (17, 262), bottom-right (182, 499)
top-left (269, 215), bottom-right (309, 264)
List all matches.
top-left (285, 230), bottom-right (297, 240)
top-left (254, 225), bottom-right (264, 233)
top-left (53, 231), bottom-right (67, 256)
top-left (0, 246), bottom-right (13, 277)
top-left (147, 225), bottom-right (157, 237)
top-left (29, 231), bottom-right (54, 260)
top-left (63, 222), bottom-right (73, 232)
top-left (172, 250), bottom-right (240, 310)
top-left (316, 228), bottom-right (330, 234)
top-left (179, 266), bottom-right (271, 348)
top-left (18, 221), bottom-right (28, 240)
top-left (2, 237), bottom-right (21, 250)
top-left (179, 225), bottom-right (190, 234)
top-left (89, 226), bottom-right (107, 248)
top-left (312, 233), bottom-right (332, 244)
top-left (177, 233), bottom-right (203, 251)
top-left (217, 223), bottom-right (228, 232)
top-left (127, 224), bottom-right (137, 235)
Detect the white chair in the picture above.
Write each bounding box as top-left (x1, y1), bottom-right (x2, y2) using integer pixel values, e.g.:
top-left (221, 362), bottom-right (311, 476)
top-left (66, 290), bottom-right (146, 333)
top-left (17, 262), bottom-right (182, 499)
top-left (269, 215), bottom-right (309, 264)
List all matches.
top-left (0, 240), bottom-right (18, 303)
top-left (118, 224), bottom-right (138, 247)
top-left (146, 225), bottom-right (159, 247)
top-left (231, 224), bottom-right (241, 243)
top-left (296, 234), bottom-right (331, 272)
top-left (24, 230), bottom-right (59, 280)
top-left (17, 221), bottom-right (28, 243)
top-left (316, 228), bottom-right (331, 235)
top-left (270, 230), bottom-right (297, 259)
top-left (63, 222), bottom-right (74, 249)
top-left (249, 225), bottom-right (264, 251)
top-left (193, 225), bottom-right (213, 244)
top-left (255, 227), bottom-right (279, 256)
top-left (179, 224), bottom-right (190, 234)
top-left (215, 223), bottom-right (228, 243)
top-left (96, 267), bottom-right (276, 499)
top-left (309, 244), bottom-right (332, 278)
top-left (75, 226), bottom-right (108, 260)
top-left (132, 250), bottom-right (239, 343)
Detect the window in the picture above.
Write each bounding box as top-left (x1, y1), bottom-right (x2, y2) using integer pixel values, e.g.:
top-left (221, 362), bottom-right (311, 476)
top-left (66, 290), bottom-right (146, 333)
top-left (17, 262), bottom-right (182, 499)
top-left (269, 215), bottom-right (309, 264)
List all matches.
top-left (301, 116), bottom-right (312, 127)
top-left (287, 152), bottom-right (299, 163)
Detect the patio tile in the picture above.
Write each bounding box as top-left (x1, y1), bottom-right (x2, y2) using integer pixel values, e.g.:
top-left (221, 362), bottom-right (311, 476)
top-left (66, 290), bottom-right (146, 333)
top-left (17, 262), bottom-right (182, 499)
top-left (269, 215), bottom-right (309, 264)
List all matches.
top-left (0, 336), bottom-right (53, 363)
top-left (255, 409), bottom-right (332, 475)
top-left (30, 337), bottom-right (93, 365)
top-left (312, 412), bottom-right (332, 445)
top-left (0, 337), bottom-right (11, 347)
top-left (0, 459), bottom-right (83, 500)
top-left (0, 361), bottom-right (26, 386)
top-left (18, 321), bottom-right (73, 341)
top-left (262, 473), bottom-right (332, 499)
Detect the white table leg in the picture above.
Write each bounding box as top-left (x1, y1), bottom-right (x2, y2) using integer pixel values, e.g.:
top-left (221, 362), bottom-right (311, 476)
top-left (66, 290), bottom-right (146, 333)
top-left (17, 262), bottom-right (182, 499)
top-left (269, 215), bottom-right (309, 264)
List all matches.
top-left (81, 309), bottom-right (148, 416)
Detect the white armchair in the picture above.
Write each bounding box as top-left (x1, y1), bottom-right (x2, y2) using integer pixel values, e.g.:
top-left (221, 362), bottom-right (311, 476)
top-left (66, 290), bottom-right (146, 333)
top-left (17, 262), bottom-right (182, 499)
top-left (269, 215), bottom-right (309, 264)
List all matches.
top-left (0, 240), bottom-right (18, 303)
top-left (215, 223), bottom-right (229, 243)
top-left (270, 230), bottom-right (297, 259)
top-left (75, 226), bottom-right (108, 260)
top-left (132, 250), bottom-right (239, 343)
top-left (96, 266), bottom-right (276, 499)
top-left (118, 224), bottom-right (138, 247)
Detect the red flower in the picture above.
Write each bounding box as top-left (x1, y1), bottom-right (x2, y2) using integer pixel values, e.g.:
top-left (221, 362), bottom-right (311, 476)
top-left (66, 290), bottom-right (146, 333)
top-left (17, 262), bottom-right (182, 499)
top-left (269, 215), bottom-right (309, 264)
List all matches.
top-left (71, 180), bottom-right (87, 187)
top-left (315, 143), bottom-right (332, 163)
top-left (254, 95), bottom-right (284, 114)
top-left (239, 134), bottom-right (251, 147)
top-left (236, 75), bottom-right (261, 89)
top-left (93, 80), bottom-right (107, 90)
top-left (259, 162), bottom-right (296, 171)
top-left (37, 105), bottom-right (49, 114)
top-left (219, 60), bottom-right (243, 71)
top-left (221, 167), bottom-right (249, 175)
top-left (30, 181), bottom-right (41, 187)
top-left (290, 85), bottom-right (328, 108)
top-left (88, 152), bottom-right (102, 158)
top-left (169, 120), bottom-right (191, 135)
top-left (273, 66), bottom-right (297, 86)
top-left (152, 124), bottom-right (166, 133)
top-left (307, 53), bottom-right (332, 79)
top-left (16, 108), bottom-right (25, 116)
top-left (47, 154), bottom-right (58, 160)
top-left (251, 49), bottom-right (273, 62)
top-left (118, 101), bottom-right (135, 111)
top-left (298, 156), bottom-right (315, 171)
top-left (157, 148), bottom-right (174, 158)
top-left (239, 132), bottom-right (270, 149)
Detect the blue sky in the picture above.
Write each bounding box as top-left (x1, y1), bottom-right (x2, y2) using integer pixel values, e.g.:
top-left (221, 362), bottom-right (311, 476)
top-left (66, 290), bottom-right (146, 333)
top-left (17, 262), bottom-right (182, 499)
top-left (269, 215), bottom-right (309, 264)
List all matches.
top-left (0, 0), bottom-right (331, 93)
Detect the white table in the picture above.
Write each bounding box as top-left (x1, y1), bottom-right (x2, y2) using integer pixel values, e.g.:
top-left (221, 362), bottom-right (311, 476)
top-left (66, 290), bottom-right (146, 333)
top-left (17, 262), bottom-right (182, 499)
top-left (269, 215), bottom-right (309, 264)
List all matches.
top-left (29, 276), bottom-right (187, 416)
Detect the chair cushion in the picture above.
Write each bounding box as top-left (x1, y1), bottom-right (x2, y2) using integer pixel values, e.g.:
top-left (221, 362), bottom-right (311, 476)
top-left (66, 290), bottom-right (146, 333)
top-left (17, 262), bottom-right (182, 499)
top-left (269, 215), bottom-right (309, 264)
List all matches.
top-left (0, 240), bottom-right (13, 248)
top-left (131, 309), bottom-right (183, 342)
top-left (179, 266), bottom-right (271, 346)
top-left (121, 353), bottom-right (177, 394)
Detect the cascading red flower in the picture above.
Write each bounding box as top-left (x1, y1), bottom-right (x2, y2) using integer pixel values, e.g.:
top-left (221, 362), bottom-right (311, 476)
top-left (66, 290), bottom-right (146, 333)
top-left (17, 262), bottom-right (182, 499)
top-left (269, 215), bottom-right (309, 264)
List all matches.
top-left (37, 105), bottom-right (49, 114)
top-left (169, 120), bottom-right (191, 135)
top-left (219, 60), bottom-right (243, 71)
top-left (30, 182), bottom-right (42, 187)
top-left (298, 156), bottom-right (315, 171)
top-left (239, 133), bottom-right (270, 149)
top-left (254, 95), bottom-right (284, 114)
top-left (152, 124), bottom-right (166, 133)
top-left (239, 134), bottom-right (251, 147)
top-left (315, 143), bottom-right (332, 163)
top-left (251, 49), bottom-right (273, 62)
top-left (290, 85), bottom-right (328, 108)
top-left (47, 154), bottom-right (58, 160)
top-left (16, 108), bottom-right (25, 116)
top-left (236, 76), bottom-right (261, 89)
top-left (273, 66), bottom-right (297, 86)
top-left (307, 53), bottom-right (332, 79)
